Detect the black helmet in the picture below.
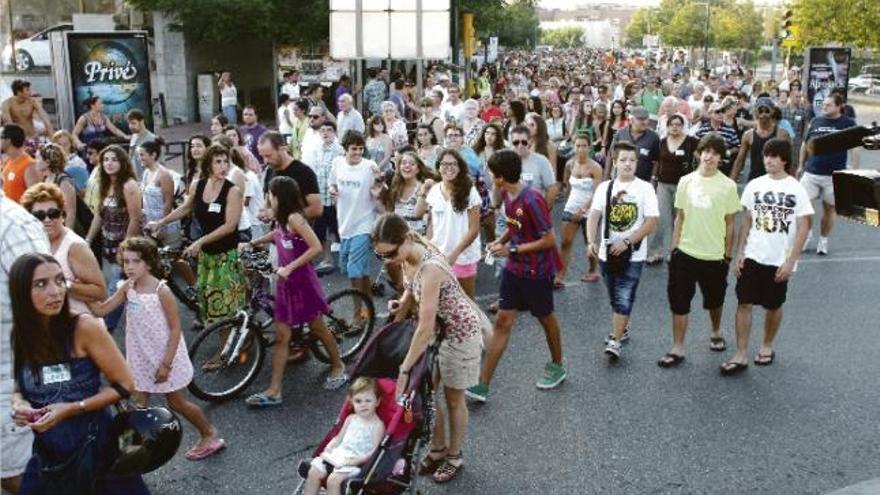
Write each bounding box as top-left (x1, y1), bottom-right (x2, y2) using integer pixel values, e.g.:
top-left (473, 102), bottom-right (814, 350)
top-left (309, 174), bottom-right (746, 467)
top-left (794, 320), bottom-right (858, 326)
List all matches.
top-left (108, 406), bottom-right (182, 475)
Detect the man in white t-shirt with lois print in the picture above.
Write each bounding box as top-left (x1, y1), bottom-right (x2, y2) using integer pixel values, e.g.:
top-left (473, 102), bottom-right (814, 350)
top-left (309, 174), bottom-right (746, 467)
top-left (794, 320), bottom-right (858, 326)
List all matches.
top-left (329, 130), bottom-right (383, 330)
top-left (587, 141), bottom-right (659, 360)
top-left (720, 138), bottom-right (813, 375)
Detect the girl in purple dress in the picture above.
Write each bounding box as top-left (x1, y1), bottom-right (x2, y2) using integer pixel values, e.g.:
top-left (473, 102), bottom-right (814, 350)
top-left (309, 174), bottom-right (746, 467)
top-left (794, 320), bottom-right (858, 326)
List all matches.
top-left (241, 176), bottom-right (347, 408)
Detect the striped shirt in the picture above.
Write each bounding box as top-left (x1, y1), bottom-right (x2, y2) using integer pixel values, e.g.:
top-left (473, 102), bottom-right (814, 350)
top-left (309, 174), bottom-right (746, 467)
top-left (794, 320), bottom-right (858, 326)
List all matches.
top-left (0, 192), bottom-right (50, 384)
top-left (502, 186), bottom-right (562, 280)
top-left (693, 122), bottom-right (741, 150)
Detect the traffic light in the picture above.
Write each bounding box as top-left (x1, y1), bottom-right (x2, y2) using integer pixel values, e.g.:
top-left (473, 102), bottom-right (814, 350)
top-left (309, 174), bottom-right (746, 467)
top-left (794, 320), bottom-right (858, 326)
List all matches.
top-left (780, 9), bottom-right (793, 39)
top-left (462, 12), bottom-right (476, 58)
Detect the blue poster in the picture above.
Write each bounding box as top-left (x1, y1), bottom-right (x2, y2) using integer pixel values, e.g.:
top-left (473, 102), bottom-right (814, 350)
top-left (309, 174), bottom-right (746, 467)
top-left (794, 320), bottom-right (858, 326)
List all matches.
top-left (67, 31), bottom-right (152, 133)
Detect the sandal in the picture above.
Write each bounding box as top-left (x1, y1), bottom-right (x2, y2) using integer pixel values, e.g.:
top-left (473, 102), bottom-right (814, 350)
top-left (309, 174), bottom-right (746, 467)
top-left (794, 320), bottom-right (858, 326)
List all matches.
top-left (244, 392), bottom-right (282, 408)
top-left (323, 372), bottom-right (349, 390)
top-left (720, 361), bottom-right (748, 376)
top-left (432, 452), bottom-right (463, 484)
top-left (580, 272), bottom-right (600, 283)
top-left (185, 438), bottom-right (226, 461)
top-left (754, 351), bottom-right (775, 366)
top-left (657, 353), bottom-right (685, 368)
top-left (709, 336), bottom-right (727, 352)
top-left (201, 358), bottom-right (222, 372)
top-left (419, 447), bottom-right (446, 475)
top-left (553, 279), bottom-right (566, 289)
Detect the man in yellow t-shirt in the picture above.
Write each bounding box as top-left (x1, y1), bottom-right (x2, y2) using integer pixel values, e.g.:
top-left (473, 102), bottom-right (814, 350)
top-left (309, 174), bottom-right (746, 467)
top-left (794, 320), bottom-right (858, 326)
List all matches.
top-left (659, 133), bottom-right (741, 368)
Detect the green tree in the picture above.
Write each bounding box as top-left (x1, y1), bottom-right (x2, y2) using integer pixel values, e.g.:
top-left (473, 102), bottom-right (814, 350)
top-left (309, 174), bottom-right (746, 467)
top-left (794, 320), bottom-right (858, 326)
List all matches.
top-left (126, 0), bottom-right (329, 46)
top-left (540, 26), bottom-right (585, 48)
top-left (624, 8), bottom-right (654, 48)
top-left (625, 0), bottom-right (764, 50)
top-left (788, 0), bottom-right (880, 50)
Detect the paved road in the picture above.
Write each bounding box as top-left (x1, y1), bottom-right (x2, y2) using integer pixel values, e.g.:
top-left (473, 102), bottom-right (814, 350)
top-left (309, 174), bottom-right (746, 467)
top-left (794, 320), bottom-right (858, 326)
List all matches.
top-left (145, 104), bottom-right (880, 495)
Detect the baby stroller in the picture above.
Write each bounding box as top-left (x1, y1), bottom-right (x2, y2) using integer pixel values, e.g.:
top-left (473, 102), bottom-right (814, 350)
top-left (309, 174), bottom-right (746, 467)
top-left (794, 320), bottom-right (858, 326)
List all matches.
top-left (293, 319), bottom-right (437, 495)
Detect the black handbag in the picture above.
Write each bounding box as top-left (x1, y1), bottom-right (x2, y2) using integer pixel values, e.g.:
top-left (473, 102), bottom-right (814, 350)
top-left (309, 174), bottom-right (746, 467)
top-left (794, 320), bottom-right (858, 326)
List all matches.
top-left (34, 421), bottom-right (101, 495)
top-left (603, 179), bottom-right (639, 275)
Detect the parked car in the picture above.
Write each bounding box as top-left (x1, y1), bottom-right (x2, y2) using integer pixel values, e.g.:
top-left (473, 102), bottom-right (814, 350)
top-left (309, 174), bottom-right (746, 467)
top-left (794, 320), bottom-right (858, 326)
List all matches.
top-left (849, 65), bottom-right (880, 94)
top-left (2, 24), bottom-right (72, 72)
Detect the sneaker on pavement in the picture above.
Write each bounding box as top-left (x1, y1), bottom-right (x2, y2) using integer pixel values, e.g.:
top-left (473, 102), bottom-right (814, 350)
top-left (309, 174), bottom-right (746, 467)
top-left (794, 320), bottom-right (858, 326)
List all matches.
top-left (605, 328), bottom-right (630, 344)
top-left (536, 362), bottom-right (567, 390)
top-left (816, 237), bottom-right (829, 256)
top-left (604, 339), bottom-right (621, 359)
top-left (465, 383), bottom-right (489, 403)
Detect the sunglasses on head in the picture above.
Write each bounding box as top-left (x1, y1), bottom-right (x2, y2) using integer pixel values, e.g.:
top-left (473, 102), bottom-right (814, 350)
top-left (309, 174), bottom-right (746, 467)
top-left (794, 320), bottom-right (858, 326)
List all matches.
top-left (374, 245), bottom-right (399, 261)
top-left (32, 208), bottom-right (63, 221)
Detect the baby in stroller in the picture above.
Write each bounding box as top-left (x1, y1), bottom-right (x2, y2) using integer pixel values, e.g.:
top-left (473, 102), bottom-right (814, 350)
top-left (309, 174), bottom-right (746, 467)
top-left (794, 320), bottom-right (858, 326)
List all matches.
top-left (304, 378), bottom-right (385, 495)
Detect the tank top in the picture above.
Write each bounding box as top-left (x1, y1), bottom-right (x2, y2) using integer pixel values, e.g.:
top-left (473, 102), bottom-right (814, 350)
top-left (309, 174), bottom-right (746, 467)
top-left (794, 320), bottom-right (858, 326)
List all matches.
top-left (394, 183), bottom-right (426, 235)
top-left (194, 178), bottom-right (238, 254)
top-left (748, 124), bottom-right (777, 180)
top-left (141, 167), bottom-right (180, 238)
top-left (100, 193), bottom-right (129, 262)
top-left (367, 138), bottom-right (387, 170)
top-left (81, 114), bottom-right (107, 145)
top-left (53, 229), bottom-right (91, 316)
top-left (564, 170), bottom-right (595, 214)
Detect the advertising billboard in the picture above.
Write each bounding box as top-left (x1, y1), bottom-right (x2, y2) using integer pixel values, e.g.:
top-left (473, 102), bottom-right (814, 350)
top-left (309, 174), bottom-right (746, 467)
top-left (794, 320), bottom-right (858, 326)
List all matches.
top-left (805, 47), bottom-right (850, 116)
top-left (66, 31), bottom-right (152, 133)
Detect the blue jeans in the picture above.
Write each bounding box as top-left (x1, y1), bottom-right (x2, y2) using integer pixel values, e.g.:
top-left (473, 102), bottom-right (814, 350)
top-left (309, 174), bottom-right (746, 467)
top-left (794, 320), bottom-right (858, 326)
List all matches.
top-left (599, 260), bottom-right (644, 316)
top-left (222, 105), bottom-right (237, 125)
top-left (103, 262), bottom-right (124, 332)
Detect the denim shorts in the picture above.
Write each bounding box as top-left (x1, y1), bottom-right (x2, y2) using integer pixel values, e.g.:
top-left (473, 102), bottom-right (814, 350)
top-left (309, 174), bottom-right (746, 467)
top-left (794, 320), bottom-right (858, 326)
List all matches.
top-left (339, 233), bottom-right (372, 279)
top-left (599, 260), bottom-right (644, 316)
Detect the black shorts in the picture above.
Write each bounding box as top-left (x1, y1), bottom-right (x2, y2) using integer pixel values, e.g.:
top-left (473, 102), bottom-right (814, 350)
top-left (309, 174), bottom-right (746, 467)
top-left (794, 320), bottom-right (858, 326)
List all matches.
top-left (499, 270), bottom-right (554, 317)
top-left (735, 258), bottom-right (788, 310)
top-left (313, 205), bottom-right (338, 244)
top-left (667, 248), bottom-right (729, 315)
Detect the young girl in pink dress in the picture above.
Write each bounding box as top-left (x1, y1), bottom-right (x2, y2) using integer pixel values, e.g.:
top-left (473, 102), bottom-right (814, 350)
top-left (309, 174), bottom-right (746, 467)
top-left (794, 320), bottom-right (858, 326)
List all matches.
top-left (241, 175), bottom-right (347, 408)
top-left (90, 236), bottom-right (225, 460)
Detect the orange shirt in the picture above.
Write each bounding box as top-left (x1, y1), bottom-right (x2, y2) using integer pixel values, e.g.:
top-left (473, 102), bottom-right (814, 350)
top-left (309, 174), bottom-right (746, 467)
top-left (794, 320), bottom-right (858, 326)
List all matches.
top-left (2, 153), bottom-right (35, 203)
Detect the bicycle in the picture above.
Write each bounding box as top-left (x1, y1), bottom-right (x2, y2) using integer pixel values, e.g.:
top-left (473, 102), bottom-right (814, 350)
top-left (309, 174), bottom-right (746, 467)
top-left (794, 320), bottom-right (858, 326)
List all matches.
top-left (157, 243), bottom-right (200, 315)
top-left (187, 250), bottom-right (376, 402)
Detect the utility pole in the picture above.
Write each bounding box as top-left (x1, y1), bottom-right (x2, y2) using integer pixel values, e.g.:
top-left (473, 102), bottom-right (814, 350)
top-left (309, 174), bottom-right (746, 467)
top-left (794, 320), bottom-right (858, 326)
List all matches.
top-left (451, 0), bottom-right (460, 84)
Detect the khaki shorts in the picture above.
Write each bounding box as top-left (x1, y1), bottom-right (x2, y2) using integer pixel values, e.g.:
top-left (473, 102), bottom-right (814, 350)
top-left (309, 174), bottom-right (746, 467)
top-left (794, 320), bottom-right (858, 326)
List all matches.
top-left (800, 172), bottom-right (835, 205)
top-left (437, 335), bottom-right (481, 390)
top-left (1, 381), bottom-right (32, 478)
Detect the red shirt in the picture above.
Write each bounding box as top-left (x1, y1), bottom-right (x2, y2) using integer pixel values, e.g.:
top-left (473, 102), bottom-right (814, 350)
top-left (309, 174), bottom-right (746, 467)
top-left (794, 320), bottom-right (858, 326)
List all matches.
top-left (481, 106), bottom-right (503, 123)
top-left (503, 186), bottom-right (562, 280)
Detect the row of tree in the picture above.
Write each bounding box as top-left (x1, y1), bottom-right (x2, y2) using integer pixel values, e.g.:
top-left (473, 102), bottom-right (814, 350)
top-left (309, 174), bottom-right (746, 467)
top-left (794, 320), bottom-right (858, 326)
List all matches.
top-left (126, 0), bottom-right (540, 49)
top-left (622, 0), bottom-right (879, 52)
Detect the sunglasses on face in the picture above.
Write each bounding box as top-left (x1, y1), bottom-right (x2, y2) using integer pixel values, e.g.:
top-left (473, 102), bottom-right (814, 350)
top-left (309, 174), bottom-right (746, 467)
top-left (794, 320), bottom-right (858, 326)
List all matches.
top-left (512, 139), bottom-right (529, 146)
top-left (374, 245), bottom-right (399, 261)
top-left (757, 107), bottom-right (771, 114)
top-left (32, 208), bottom-right (63, 221)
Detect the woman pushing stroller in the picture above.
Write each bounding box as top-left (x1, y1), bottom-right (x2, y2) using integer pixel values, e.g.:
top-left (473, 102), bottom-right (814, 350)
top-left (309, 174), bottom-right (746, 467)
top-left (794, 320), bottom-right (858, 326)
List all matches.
top-left (373, 213), bottom-right (484, 484)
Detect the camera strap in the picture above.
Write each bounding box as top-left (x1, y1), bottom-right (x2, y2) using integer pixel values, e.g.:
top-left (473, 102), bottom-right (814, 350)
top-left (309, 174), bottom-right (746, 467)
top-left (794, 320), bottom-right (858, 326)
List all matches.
top-left (603, 179), bottom-right (614, 243)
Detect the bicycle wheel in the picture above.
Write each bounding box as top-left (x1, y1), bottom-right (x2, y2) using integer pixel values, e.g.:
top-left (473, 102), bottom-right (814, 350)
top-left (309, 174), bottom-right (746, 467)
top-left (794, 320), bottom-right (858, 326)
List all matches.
top-left (188, 316), bottom-right (266, 402)
top-left (311, 289), bottom-right (375, 363)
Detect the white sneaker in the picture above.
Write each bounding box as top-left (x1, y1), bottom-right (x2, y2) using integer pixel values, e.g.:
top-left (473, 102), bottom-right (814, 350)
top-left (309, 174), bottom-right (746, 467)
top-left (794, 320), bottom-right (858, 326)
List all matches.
top-left (816, 237), bottom-right (829, 256)
top-left (604, 339), bottom-right (621, 359)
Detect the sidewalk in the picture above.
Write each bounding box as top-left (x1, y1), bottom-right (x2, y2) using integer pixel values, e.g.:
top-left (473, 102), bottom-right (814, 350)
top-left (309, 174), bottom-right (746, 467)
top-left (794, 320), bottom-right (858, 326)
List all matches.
top-left (825, 478), bottom-right (880, 495)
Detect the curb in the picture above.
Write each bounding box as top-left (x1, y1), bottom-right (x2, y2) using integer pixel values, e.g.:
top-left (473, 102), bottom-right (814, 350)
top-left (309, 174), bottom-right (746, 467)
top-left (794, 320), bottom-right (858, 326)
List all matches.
top-left (825, 478), bottom-right (880, 495)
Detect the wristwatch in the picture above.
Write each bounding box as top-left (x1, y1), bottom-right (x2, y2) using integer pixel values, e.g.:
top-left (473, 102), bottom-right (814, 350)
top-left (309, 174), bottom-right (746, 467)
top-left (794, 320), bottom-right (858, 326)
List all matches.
top-left (623, 238), bottom-right (632, 247)
top-left (508, 244), bottom-right (519, 256)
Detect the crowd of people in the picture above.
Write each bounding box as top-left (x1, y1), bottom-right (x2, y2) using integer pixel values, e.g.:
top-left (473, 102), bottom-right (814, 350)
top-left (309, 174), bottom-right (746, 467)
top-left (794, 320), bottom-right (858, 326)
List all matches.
top-left (0, 45), bottom-right (861, 492)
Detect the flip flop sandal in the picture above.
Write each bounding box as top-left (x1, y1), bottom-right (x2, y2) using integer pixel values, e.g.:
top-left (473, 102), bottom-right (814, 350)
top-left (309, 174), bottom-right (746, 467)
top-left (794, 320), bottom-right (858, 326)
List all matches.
top-left (433, 453), bottom-right (464, 484)
top-left (709, 337), bottom-right (727, 352)
top-left (553, 279), bottom-right (566, 289)
top-left (244, 393), bottom-right (282, 408)
top-left (720, 361), bottom-right (748, 376)
top-left (323, 373), bottom-right (349, 390)
top-left (580, 273), bottom-right (600, 283)
top-left (754, 351), bottom-right (775, 366)
top-left (419, 447), bottom-right (447, 475)
top-left (657, 353), bottom-right (685, 368)
top-left (185, 438), bottom-right (227, 461)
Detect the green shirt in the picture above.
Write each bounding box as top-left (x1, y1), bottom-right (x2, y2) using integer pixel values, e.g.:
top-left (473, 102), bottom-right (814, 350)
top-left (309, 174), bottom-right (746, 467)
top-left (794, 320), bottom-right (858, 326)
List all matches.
top-left (674, 170), bottom-right (741, 260)
top-left (638, 89), bottom-right (664, 116)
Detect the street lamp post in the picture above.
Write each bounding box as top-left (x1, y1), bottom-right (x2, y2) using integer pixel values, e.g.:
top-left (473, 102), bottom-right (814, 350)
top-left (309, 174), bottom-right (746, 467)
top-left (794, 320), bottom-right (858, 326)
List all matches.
top-left (703, 1), bottom-right (710, 72)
